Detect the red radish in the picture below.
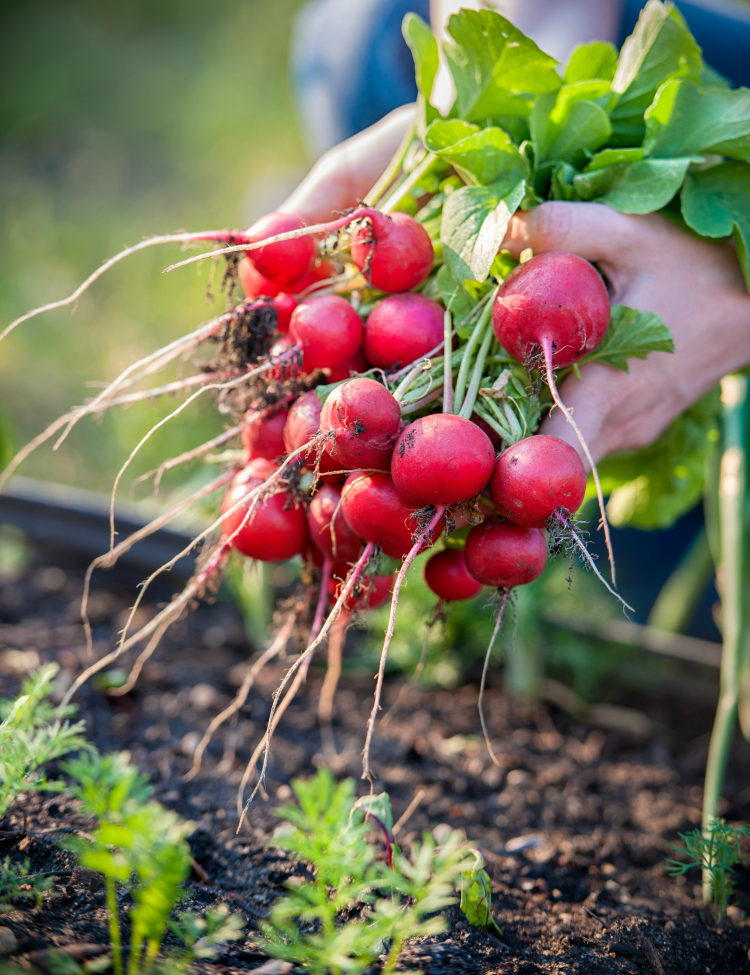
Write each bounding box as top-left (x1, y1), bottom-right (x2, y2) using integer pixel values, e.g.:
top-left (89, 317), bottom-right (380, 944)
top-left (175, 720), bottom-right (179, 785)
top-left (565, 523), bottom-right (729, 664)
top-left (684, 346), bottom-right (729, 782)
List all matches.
top-left (241, 408), bottom-right (289, 461)
top-left (329, 572), bottom-right (394, 611)
top-left (221, 460), bottom-right (308, 562)
top-left (341, 472), bottom-right (427, 559)
top-left (324, 348), bottom-right (370, 382)
top-left (239, 257), bottom-right (337, 300)
top-left (351, 211), bottom-right (433, 293)
top-left (244, 212), bottom-right (315, 288)
top-left (464, 519), bottom-right (547, 588)
top-left (283, 390), bottom-right (345, 484)
top-left (491, 252), bottom-right (616, 583)
top-left (492, 253), bottom-right (609, 369)
top-left (490, 435), bottom-right (586, 528)
top-left (364, 293), bottom-right (444, 369)
top-left (391, 414), bottom-right (495, 507)
top-left (289, 295), bottom-right (363, 372)
top-left (308, 484), bottom-right (364, 563)
top-left (271, 293), bottom-right (298, 333)
top-left (320, 378), bottom-right (401, 472)
top-left (471, 412), bottom-right (502, 450)
top-left (424, 548), bottom-right (482, 601)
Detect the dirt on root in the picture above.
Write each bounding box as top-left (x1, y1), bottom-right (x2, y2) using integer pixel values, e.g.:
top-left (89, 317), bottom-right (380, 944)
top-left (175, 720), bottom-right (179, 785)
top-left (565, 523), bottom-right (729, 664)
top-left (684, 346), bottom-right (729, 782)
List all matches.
top-left (2, 548), bottom-right (750, 974)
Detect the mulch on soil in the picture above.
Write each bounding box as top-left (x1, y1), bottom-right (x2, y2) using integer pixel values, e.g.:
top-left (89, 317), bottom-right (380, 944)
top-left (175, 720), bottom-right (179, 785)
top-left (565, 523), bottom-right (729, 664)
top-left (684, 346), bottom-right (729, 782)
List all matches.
top-left (2, 548), bottom-right (750, 974)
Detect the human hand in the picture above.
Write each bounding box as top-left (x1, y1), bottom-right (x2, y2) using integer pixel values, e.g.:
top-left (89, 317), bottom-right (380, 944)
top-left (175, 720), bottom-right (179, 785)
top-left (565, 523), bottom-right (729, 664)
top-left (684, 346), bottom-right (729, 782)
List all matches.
top-left (503, 202), bottom-right (750, 464)
top-left (279, 105), bottom-right (415, 225)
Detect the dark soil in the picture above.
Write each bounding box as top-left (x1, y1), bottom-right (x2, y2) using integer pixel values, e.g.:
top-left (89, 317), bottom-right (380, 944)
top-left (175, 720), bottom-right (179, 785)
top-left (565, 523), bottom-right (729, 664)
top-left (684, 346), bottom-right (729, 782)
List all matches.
top-left (2, 546), bottom-right (750, 974)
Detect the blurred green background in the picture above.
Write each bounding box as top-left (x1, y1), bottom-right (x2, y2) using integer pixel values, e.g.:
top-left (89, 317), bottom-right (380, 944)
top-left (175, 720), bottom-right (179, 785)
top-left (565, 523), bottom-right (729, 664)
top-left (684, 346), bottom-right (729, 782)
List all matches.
top-left (0, 0), bottom-right (308, 493)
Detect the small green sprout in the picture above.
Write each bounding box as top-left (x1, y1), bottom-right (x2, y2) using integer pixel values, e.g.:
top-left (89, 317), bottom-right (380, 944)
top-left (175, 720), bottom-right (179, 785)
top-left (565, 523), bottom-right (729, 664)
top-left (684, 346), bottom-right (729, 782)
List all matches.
top-left (0, 856), bottom-right (55, 911)
top-left (665, 818), bottom-right (750, 921)
top-left (259, 767), bottom-right (489, 975)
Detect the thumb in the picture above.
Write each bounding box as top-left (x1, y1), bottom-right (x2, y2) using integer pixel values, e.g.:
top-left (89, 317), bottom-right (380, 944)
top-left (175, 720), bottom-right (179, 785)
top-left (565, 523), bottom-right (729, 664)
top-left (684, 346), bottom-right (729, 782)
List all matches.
top-left (503, 201), bottom-right (637, 265)
top-left (539, 363), bottom-right (615, 468)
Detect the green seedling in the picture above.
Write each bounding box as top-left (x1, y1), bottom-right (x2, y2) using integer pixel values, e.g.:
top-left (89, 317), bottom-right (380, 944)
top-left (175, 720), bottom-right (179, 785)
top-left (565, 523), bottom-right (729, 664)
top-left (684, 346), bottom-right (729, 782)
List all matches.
top-left (0, 856), bottom-right (55, 911)
top-left (259, 767), bottom-right (492, 975)
top-left (0, 664), bottom-right (91, 818)
top-left (665, 818), bottom-right (750, 921)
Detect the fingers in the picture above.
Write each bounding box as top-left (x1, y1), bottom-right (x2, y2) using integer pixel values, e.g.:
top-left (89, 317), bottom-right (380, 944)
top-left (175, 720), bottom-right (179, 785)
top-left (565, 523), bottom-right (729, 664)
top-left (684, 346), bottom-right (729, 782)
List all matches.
top-left (503, 201), bottom-right (640, 266)
top-left (539, 363), bottom-right (614, 467)
top-left (279, 105), bottom-right (415, 224)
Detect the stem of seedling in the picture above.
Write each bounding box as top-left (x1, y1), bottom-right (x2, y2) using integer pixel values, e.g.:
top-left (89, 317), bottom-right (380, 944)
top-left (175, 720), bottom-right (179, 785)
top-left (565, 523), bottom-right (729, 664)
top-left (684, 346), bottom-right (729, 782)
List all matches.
top-left (105, 876), bottom-right (123, 975)
top-left (540, 335), bottom-right (616, 587)
top-left (362, 506), bottom-right (445, 783)
top-left (479, 590), bottom-right (510, 766)
top-left (443, 311), bottom-right (453, 414)
top-left (391, 359), bottom-right (432, 403)
top-left (703, 373), bottom-right (749, 902)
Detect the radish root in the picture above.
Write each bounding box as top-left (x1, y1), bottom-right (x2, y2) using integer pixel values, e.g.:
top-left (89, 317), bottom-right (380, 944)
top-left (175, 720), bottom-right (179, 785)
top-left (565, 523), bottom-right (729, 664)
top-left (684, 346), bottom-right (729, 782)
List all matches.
top-left (479, 589), bottom-right (510, 767)
top-left (362, 506), bottom-right (445, 783)
top-left (540, 336), bottom-right (616, 587)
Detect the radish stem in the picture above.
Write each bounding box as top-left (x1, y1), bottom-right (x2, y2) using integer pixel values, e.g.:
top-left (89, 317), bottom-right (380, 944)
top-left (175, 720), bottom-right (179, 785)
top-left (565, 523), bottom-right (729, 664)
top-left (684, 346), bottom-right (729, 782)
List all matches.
top-left (380, 153), bottom-right (438, 214)
top-left (540, 335), bottom-right (616, 587)
top-left (443, 311), bottom-right (453, 414)
top-left (362, 505), bottom-right (445, 783)
top-left (458, 320), bottom-right (495, 420)
top-left (453, 298), bottom-right (494, 414)
top-left (364, 121), bottom-right (416, 206)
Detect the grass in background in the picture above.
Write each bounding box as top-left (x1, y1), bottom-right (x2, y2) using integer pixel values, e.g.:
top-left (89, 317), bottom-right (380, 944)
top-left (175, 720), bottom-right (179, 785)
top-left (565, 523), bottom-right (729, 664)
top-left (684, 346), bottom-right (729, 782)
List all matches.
top-left (0, 0), bottom-right (308, 492)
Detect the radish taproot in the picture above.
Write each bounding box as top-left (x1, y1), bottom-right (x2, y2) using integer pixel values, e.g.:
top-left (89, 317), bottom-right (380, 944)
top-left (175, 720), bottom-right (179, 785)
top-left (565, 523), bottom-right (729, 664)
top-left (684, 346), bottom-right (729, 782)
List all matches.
top-left (490, 435), bottom-right (586, 528)
top-left (350, 210), bottom-right (434, 294)
top-left (424, 548), bottom-right (482, 601)
top-left (364, 293), bottom-right (444, 369)
top-left (391, 413), bottom-right (496, 507)
top-left (321, 378), bottom-right (402, 472)
top-left (464, 519), bottom-right (547, 588)
top-left (282, 390), bottom-right (345, 484)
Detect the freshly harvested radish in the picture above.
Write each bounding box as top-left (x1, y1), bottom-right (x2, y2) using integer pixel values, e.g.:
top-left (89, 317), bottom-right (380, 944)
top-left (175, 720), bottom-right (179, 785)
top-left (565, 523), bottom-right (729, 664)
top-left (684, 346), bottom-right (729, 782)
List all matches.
top-left (266, 335), bottom-right (301, 382)
top-left (308, 484), bottom-right (364, 563)
top-left (341, 471), bottom-right (427, 559)
top-left (464, 519), bottom-right (547, 588)
top-left (282, 390), bottom-right (344, 484)
top-left (490, 435), bottom-right (586, 528)
top-left (244, 212), bottom-right (316, 288)
top-left (221, 460), bottom-right (308, 562)
top-left (289, 295), bottom-right (364, 372)
top-left (391, 413), bottom-right (495, 507)
top-left (321, 378), bottom-right (402, 472)
top-left (365, 293), bottom-right (444, 369)
top-left (351, 211), bottom-right (433, 293)
top-left (492, 253), bottom-right (609, 369)
top-left (241, 408), bottom-right (289, 462)
top-left (424, 548), bottom-right (482, 601)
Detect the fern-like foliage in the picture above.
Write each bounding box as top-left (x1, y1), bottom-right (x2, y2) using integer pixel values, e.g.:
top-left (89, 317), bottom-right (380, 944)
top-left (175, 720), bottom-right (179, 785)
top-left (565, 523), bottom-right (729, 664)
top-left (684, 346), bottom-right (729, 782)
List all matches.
top-left (665, 818), bottom-right (750, 920)
top-left (259, 767), bottom-right (478, 975)
top-left (0, 664), bottom-right (91, 818)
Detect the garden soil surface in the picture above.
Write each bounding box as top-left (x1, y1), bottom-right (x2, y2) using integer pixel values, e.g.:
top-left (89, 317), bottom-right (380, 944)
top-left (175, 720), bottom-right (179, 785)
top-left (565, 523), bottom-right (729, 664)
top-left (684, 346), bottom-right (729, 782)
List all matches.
top-left (2, 546), bottom-right (750, 974)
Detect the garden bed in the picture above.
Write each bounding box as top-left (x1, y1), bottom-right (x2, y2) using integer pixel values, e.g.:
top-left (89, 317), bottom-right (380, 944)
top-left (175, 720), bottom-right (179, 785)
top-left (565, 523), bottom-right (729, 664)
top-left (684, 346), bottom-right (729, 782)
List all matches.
top-left (2, 544), bottom-right (750, 974)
